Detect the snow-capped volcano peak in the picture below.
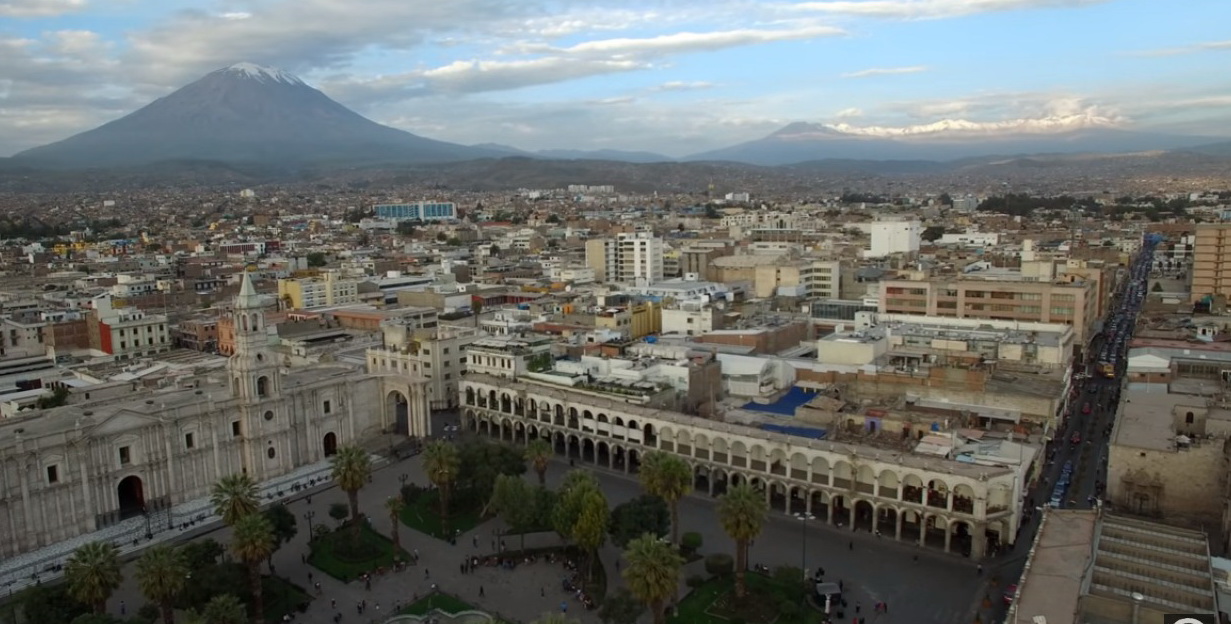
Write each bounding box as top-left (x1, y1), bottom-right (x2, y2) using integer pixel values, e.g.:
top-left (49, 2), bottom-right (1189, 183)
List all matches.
top-left (218, 62), bottom-right (303, 85)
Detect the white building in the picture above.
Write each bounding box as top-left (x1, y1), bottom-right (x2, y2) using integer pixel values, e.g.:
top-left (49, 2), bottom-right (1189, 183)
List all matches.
top-left (662, 305), bottom-right (722, 336)
top-left (866, 221), bottom-right (921, 258)
top-left (938, 232), bottom-right (1000, 247)
top-left (368, 324), bottom-right (479, 410)
top-left (466, 335), bottom-right (555, 379)
top-left (93, 296), bottom-right (171, 359)
top-left (585, 232), bottom-right (664, 286)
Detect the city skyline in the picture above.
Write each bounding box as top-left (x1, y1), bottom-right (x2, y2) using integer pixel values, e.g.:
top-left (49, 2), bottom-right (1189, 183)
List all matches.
top-left (2, 0), bottom-right (1230, 157)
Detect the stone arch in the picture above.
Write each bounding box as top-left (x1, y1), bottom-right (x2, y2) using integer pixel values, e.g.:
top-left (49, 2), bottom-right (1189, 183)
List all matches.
top-left (614, 416), bottom-right (625, 428)
top-left (500, 418), bottom-right (513, 441)
top-left (643, 423), bottom-right (656, 446)
top-left (567, 434), bottom-right (581, 459)
top-left (567, 408), bottom-right (579, 429)
top-left (768, 448), bottom-right (788, 476)
top-left (386, 389), bottom-right (410, 436)
top-left (902, 474), bottom-right (925, 504)
top-left (926, 478), bottom-right (950, 508)
top-left (465, 387), bottom-right (475, 406)
top-left (322, 432), bottom-right (338, 457)
top-left (513, 421), bottom-right (526, 444)
top-left (582, 438), bottom-right (596, 463)
top-left (853, 499), bottom-right (875, 531)
top-left (877, 469), bottom-right (901, 499)
top-left (598, 413), bottom-right (610, 424)
top-left (810, 456), bottom-right (830, 485)
top-left (987, 483), bottom-right (1012, 512)
top-left (500, 393), bottom-right (512, 413)
top-left (597, 440), bottom-right (612, 467)
top-left (810, 489), bottom-right (830, 520)
top-left (875, 504), bottom-right (899, 536)
top-left (117, 475), bottom-right (145, 519)
top-left (730, 440), bottom-right (748, 468)
top-left (488, 389), bottom-right (498, 407)
top-left (256, 375), bottom-right (270, 398)
top-left (583, 409), bottom-right (593, 421)
top-left (948, 518), bottom-right (973, 557)
top-left (463, 409), bottom-right (479, 431)
top-left (855, 464), bottom-right (877, 496)
top-left (952, 483), bottom-right (977, 514)
top-left (553, 431), bottom-right (567, 455)
top-left (831, 460), bottom-right (853, 488)
top-left (554, 405), bottom-right (565, 426)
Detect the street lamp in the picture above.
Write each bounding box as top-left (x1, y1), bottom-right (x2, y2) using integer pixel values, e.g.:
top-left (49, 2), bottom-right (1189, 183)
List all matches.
top-left (303, 511), bottom-right (315, 538)
top-left (794, 512), bottom-right (815, 609)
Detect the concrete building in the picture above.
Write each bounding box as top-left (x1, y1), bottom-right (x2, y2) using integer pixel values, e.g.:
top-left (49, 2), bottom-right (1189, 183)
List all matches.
top-left (373, 201), bottom-right (457, 221)
top-left (586, 232), bottom-right (664, 285)
top-left (0, 274), bottom-right (431, 560)
top-left (368, 324), bottom-right (479, 411)
top-left (90, 296), bottom-right (171, 359)
top-left (866, 221), bottom-right (921, 258)
top-left (879, 275), bottom-right (1098, 346)
top-left (278, 272), bottom-right (361, 309)
top-left (466, 335), bottom-right (555, 379)
top-left (1193, 223), bottom-right (1231, 303)
top-left (1006, 509), bottom-right (1219, 624)
top-left (461, 373), bottom-right (1027, 560)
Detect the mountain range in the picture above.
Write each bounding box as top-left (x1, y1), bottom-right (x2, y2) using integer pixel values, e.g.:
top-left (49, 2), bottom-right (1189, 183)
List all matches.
top-left (7, 63), bottom-right (1231, 173)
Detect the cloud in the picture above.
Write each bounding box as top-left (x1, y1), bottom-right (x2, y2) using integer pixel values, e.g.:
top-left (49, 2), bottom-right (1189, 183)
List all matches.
top-left (521, 25), bottom-right (845, 57)
top-left (834, 107), bottom-right (863, 119)
top-left (841, 65), bottom-right (927, 78)
top-left (802, 99), bottom-right (1126, 138)
top-left (1129, 40), bottom-right (1231, 57)
top-left (787, 0), bottom-right (1107, 20)
top-left (0, 0), bottom-right (86, 18)
top-left (652, 81), bottom-right (717, 91)
top-left (421, 57), bottom-right (648, 93)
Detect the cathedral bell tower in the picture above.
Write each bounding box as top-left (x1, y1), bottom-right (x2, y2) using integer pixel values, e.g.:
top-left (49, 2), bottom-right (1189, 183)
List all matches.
top-left (228, 272), bottom-right (279, 402)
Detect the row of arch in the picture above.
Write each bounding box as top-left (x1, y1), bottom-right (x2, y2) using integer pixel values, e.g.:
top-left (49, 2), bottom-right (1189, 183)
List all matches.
top-left (463, 407), bottom-right (1008, 559)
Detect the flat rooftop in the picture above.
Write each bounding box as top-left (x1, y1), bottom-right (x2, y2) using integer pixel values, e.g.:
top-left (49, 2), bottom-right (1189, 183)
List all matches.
top-left (1008, 509), bottom-right (1097, 624)
top-left (1112, 388), bottom-right (1196, 451)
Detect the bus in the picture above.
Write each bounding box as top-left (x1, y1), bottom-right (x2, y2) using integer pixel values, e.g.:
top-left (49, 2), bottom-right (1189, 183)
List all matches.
top-left (1097, 360), bottom-right (1115, 378)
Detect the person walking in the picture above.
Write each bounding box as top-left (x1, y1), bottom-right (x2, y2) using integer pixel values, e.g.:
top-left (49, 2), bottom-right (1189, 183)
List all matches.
top-left (480, 586), bottom-right (485, 598)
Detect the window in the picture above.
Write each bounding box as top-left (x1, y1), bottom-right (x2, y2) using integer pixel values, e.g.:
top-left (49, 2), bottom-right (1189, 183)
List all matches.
top-left (264, 410), bottom-right (274, 421)
top-left (46, 465), bottom-right (58, 484)
top-left (267, 447), bottom-right (276, 459)
top-left (185, 433), bottom-right (195, 449)
top-left (119, 446), bottom-right (131, 465)
top-left (232, 421), bottom-right (242, 437)
top-left (323, 400), bottom-right (332, 414)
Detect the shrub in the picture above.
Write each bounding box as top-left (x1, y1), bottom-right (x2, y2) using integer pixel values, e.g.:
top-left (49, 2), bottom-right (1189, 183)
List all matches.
top-left (686, 574), bottom-right (706, 589)
top-left (704, 553), bottom-right (734, 577)
top-left (681, 532), bottom-right (703, 554)
top-left (777, 600), bottom-right (801, 619)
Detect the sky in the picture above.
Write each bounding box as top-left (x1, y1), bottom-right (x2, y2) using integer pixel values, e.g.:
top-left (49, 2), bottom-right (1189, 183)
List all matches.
top-left (1, 0), bottom-right (1230, 157)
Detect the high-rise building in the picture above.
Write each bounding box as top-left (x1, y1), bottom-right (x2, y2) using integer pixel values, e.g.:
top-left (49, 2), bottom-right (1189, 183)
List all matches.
top-left (867, 221), bottom-right (921, 258)
top-left (1192, 224), bottom-right (1231, 302)
top-left (585, 232), bottom-right (664, 285)
top-left (277, 271), bottom-right (360, 309)
top-left (374, 202), bottom-right (457, 221)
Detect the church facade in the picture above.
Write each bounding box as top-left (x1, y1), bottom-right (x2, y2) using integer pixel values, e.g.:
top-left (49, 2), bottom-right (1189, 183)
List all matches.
top-left (0, 274), bottom-right (430, 559)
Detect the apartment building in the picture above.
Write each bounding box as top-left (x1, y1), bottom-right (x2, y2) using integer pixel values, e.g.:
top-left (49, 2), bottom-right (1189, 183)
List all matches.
top-left (879, 275), bottom-right (1097, 345)
top-left (585, 232), bottom-right (664, 285)
top-left (466, 335), bottom-right (555, 379)
top-left (89, 296), bottom-right (171, 359)
top-left (1192, 223), bottom-right (1231, 302)
top-left (368, 323), bottom-right (479, 410)
top-left (374, 201), bottom-right (457, 221)
top-left (866, 221), bottom-right (921, 258)
top-left (277, 271), bottom-right (360, 309)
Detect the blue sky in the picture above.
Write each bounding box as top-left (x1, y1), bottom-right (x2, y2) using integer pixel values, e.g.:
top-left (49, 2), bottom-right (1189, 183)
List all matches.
top-left (1, 0), bottom-right (1229, 156)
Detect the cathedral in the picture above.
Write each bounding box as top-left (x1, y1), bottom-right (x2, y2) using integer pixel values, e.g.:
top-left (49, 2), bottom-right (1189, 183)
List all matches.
top-left (0, 273), bottom-right (430, 558)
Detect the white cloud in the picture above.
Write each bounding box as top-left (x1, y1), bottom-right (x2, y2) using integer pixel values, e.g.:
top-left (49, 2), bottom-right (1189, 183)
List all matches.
top-left (834, 107), bottom-right (863, 119)
top-left (0, 0), bottom-right (86, 18)
top-left (421, 57), bottom-right (648, 93)
top-left (221, 12), bottom-right (252, 21)
top-left (841, 65), bottom-right (927, 78)
top-left (653, 81), bottom-right (717, 91)
top-left (803, 100), bottom-right (1125, 138)
top-left (515, 25), bottom-right (845, 58)
top-left (787, 0), bottom-right (1106, 20)
top-left (1129, 40), bottom-right (1231, 57)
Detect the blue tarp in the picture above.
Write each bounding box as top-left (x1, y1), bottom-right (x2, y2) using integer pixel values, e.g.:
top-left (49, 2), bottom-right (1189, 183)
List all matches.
top-left (760, 424), bottom-right (828, 440)
top-left (741, 386), bottom-right (816, 416)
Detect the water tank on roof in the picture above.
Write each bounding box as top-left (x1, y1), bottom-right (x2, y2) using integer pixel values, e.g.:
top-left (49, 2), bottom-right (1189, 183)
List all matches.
top-left (645, 335), bottom-right (658, 343)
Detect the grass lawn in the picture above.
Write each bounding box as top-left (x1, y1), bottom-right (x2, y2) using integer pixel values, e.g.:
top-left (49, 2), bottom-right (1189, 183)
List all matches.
top-left (308, 521), bottom-right (410, 582)
top-left (670, 572), bottom-right (824, 624)
top-left (261, 576), bottom-right (311, 623)
top-left (398, 591), bottom-right (480, 616)
top-left (399, 489), bottom-right (486, 541)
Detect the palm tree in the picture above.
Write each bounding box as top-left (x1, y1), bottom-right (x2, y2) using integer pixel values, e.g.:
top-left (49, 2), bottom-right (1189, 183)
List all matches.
top-left (638, 451), bottom-right (692, 544)
top-left (716, 482), bottom-right (768, 599)
top-left (230, 513), bottom-right (275, 624)
top-left (136, 545), bottom-right (189, 624)
top-left (622, 533), bottom-right (685, 624)
top-left (385, 496), bottom-right (406, 552)
top-left (200, 594), bottom-right (248, 624)
top-left (65, 541), bottom-right (122, 614)
top-left (423, 440), bottom-right (460, 533)
top-left (211, 473), bottom-right (259, 526)
top-left (524, 437), bottom-right (552, 486)
top-left (330, 444), bottom-right (372, 526)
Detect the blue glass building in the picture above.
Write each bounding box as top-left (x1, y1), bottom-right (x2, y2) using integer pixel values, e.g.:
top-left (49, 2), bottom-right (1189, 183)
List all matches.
top-left (374, 202), bottom-right (457, 221)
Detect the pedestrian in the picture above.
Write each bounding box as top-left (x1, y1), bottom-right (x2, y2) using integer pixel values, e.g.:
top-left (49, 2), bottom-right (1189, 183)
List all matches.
top-left (838, 579), bottom-right (844, 591)
top-left (318, 582), bottom-right (324, 594)
top-left (309, 571), bottom-right (314, 584)
top-left (855, 602), bottom-right (861, 614)
top-left (913, 554), bottom-right (918, 564)
top-left (848, 540), bottom-right (853, 551)
top-left (473, 535), bottom-right (478, 548)
top-left (560, 601), bottom-right (568, 614)
top-left (977, 564), bottom-right (984, 575)
top-left (120, 601), bottom-right (126, 616)
top-left (480, 586), bottom-right (485, 597)
top-left (615, 560), bottom-right (620, 572)
top-left (301, 553), bottom-right (306, 563)
top-left (425, 568), bottom-right (430, 579)
top-left (541, 587), bottom-right (545, 597)
top-left (331, 599), bottom-right (336, 609)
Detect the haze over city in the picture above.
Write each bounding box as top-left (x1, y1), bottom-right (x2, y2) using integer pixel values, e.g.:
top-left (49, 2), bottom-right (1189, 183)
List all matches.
top-left (3, 0), bottom-right (1231, 157)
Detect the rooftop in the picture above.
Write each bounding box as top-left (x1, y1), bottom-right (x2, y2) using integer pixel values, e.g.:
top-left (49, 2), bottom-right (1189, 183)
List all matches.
top-left (1007, 509), bottom-right (1097, 624)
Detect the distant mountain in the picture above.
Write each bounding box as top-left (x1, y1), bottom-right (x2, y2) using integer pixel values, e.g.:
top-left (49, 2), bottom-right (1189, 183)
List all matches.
top-left (1184, 140), bottom-right (1231, 157)
top-left (685, 122), bottom-right (1218, 166)
top-left (535, 148), bottom-right (674, 163)
top-left (14, 63), bottom-right (503, 169)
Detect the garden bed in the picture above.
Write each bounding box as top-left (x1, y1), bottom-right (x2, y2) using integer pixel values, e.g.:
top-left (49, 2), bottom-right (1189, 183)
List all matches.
top-left (308, 521), bottom-right (410, 582)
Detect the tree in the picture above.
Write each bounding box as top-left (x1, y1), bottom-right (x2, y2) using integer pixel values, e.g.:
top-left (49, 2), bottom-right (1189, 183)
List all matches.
top-left (435, 231), bottom-right (448, 242)
top-left (330, 445), bottom-right (372, 533)
top-left (201, 594), bottom-right (247, 624)
top-left (471, 298), bottom-right (484, 327)
top-left (306, 252), bottom-right (327, 267)
top-left (211, 474), bottom-right (259, 526)
top-left (396, 221), bottom-right (417, 236)
top-left (921, 225), bottom-right (946, 242)
top-left (637, 451), bottom-right (692, 544)
top-left (489, 475), bottom-right (537, 550)
top-left (180, 539), bottom-right (225, 570)
top-left (552, 470), bottom-right (601, 540)
top-left (328, 503), bottom-right (349, 525)
top-left (622, 533), bottom-right (684, 624)
top-left (572, 489), bottom-right (609, 581)
top-left (385, 496), bottom-right (406, 552)
top-left (717, 483), bottom-right (768, 599)
top-left (65, 541), bottom-right (122, 614)
top-left (262, 504), bottom-right (298, 569)
top-left (136, 545), bottom-right (189, 624)
top-left (545, 214), bottom-right (561, 224)
top-left (423, 440), bottom-right (461, 532)
top-left (597, 587), bottom-right (646, 624)
top-left (454, 438), bottom-right (525, 509)
top-left (524, 437), bottom-right (552, 485)
top-left (608, 494), bottom-right (669, 548)
top-left (938, 193), bottom-right (953, 206)
top-left (19, 584), bottom-right (89, 624)
top-left (34, 386), bottom-right (70, 409)
top-left (229, 513), bottom-right (274, 624)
